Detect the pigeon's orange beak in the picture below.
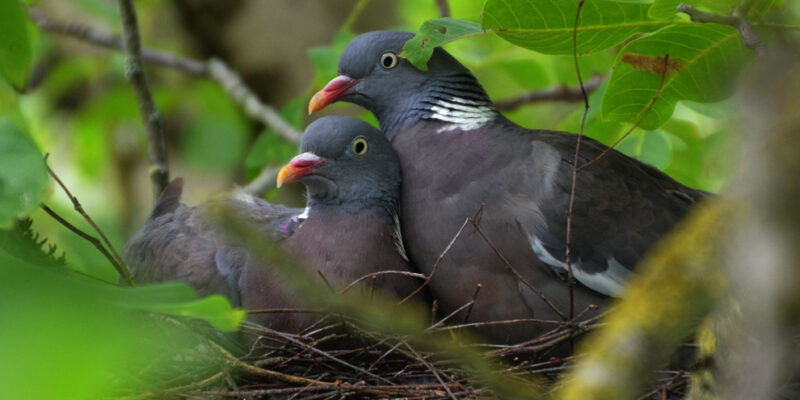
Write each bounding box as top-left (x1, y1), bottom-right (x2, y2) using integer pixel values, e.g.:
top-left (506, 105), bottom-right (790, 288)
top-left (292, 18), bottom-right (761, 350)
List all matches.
top-left (308, 75), bottom-right (358, 114)
top-left (276, 152), bottom-right (326, 188)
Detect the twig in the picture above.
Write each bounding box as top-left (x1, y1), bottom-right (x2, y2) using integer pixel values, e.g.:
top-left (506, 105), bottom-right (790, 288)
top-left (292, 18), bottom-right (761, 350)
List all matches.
top-left (403, 342), bottom-right (458, 400)
top-left (461, 284), bottom-right (482, 323)
top-left (247, 308), bottom-right (324, 314)
top-left (398, 217), bottom-right (472, 305)
top-left (44, 156), bottom-right (136, 285)
top-left (436, 0), bottom-right (451, 18)
top-left (577, 55), bottom-right (670, 172)
top-left (468, 219), bottom-right (568, 320)
top-left (40, 204), bottom-right (127, 281)
top-left (342, 0), bottom-right (373, 31)
top-left (493, 75), bottom-right (604, 111)
top-left (29, 9), bottom-right (301, 196)
top-left (241, 166), bottom-right (280, 197)
top-left (677, 2), bottom-right (766, 55)
top-left (565, 0), bottom-right (588, 320)
top-left (341, 270), bottom-right (427, 294)
top-left (116, 0), bottom-right (170, 200)
top-left (28, 9), bottom-right (207, 75)
top-left (207, 58), bottom-right (302, 145)
top-left (120, 371), bottom-right (225, 400)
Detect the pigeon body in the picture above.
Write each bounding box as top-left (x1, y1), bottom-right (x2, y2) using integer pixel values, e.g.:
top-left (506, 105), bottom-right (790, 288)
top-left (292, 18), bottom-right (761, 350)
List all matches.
top-left (123, 116), bottom-right (423, 332)
top-left (310, 31), bottom-right (707, 343)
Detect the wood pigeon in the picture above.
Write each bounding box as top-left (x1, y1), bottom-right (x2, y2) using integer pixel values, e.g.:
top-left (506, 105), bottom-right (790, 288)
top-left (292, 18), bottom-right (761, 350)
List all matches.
top-left (309, 31), bottom-right (708, 343)
top-left (123, 116), bottom-right (424, 332)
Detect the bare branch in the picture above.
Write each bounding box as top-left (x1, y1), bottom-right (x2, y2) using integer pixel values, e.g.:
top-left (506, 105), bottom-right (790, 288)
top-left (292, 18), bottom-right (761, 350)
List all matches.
top-left (436, 0), bottom-right (451, 18)
top-left (677, 2), bottom-right (766, 55)
top-left (116, 0), bottom-right (170, 200)
top-left (494, 74), bottom-right (604, 111)
top-left (44, 155), bottom-right (136, 285)
top-left (40, 204), bottom-right (127, 282)
top-left (29, 9), bottom-right (302, 197)
top-left (28, 9), bottom-right (207, 76)
top-left (207, 58), bottom-right (302, 145)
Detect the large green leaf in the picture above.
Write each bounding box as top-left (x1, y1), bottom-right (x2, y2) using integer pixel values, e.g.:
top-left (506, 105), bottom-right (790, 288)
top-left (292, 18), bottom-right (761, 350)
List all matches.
top-left (0, 118), bottom-right (48, 229)
top-left (601, 23), bottom-right (750, 130)
top-left (482, 0), bottom-right (675, 55)
top-left (0, 249), bottom-right (238, 399)
top-left (402, 18), bottom-right (485, 70)
top-left (308, 29), bottom-right (357, 88)
top-left (0, 0), bottom-right (32, 88)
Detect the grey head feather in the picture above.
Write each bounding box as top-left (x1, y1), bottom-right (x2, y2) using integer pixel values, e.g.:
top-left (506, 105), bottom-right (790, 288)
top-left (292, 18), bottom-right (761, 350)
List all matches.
top-left (298, 116), bottom-right (401, 216)
top-left (336, 31), bottom-right (498, 136)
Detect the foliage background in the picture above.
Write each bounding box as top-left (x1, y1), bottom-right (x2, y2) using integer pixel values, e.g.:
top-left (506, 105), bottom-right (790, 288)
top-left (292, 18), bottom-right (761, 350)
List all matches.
top-left (1, 0), bottom-right (799, 398)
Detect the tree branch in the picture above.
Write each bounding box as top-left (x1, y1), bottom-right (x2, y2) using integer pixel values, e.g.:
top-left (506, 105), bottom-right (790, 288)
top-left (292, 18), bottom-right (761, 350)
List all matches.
top-left (677, 2), bottom-right (765, 56)
top-left (116, 0), bottom-right (170, 200)
top-left (29, 9), bottom-right (302, 196)
top-left (494, 74), bottom-right (604, 111)
top-left (44, 155), bottom-right (136, 285)
top-left (436, 0), bottom-right (450, 18)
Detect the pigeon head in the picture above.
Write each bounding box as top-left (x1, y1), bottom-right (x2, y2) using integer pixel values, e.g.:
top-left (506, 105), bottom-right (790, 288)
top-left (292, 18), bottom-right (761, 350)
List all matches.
top-left (308, 31), bottom-right (496, 136)
top-left (277, 116), bottom-right (400, 213)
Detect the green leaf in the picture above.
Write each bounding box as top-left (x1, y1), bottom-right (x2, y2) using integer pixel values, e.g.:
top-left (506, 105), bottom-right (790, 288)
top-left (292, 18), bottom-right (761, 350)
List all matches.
top-left (402, 18), bottom-right (485, 70)
top-left (144, 295), bottom-right (246, 332)
top-left (601, 23), bottom-right (750, 130)
top-left (0, 118), bottom-right (48, 229)
top-left (482, 0), bottom-right (674, 55)
top-left (0, 0), bottom-right (32, 88)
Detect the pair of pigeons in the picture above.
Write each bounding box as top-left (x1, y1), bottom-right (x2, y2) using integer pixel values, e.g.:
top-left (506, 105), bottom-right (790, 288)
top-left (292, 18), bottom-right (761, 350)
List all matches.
top-left (124, 31), bottom-right (706, 343)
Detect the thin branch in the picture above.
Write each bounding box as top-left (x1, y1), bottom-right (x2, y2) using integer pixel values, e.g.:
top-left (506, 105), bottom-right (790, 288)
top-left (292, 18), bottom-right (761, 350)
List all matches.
top-left (207, 58), bottom-right (302, 145)
top-left (493, 74), bottom-right (604, 111)
top-left (44, 156), bottom-right (136, 285)
top-left (241, 166), bottom-right (280, 197)
top-left (436, 0), bottom-right (451, 18)
top-left (468, 219), bottom-right (568, 320)
top-left (577, 55), bottom-right (670, 172)
top-left (29, 9), bottom-right (301, 196)
top-left (116, 0), bottom-right (170, 200)
top-left (398, 217), bottom-right (472, 305)
top-left (40, 204), bottom-right (127, 281)
top-left (565, 0), bottom-right (588, 321)
top-left (28, 9), bottom-right (207, 76)
top-left (342, 0), bottom-right (373, 31)
top-left (677, 2), bottom-right (765, 55)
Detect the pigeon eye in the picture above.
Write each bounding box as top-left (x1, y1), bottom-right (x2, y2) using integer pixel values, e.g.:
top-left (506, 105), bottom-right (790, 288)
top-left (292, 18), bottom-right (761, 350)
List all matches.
top-left (380, 52), bottom-right (398, 69)
top-left (350, 137), bottom-right (368, 156)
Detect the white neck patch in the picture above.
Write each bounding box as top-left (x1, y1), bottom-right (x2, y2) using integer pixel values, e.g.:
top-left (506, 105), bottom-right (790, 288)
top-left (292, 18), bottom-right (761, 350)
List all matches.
top-left (428, 97), bottom-right (496, 133)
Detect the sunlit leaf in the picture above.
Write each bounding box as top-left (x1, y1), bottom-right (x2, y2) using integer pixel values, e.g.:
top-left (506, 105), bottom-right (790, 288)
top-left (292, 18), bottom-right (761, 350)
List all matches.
top-left (649, 0), bottom-right (781, 19)
top-left (0, 118), bottom-right (47, 229)
top-left (402, 18), bottom-right (485, 70)
top-left (482, 0), bottom-right (675, 55)
top-left (0, 0), bottom-right (31, 88)
top-left (601, 24), bottom-right (750, 130)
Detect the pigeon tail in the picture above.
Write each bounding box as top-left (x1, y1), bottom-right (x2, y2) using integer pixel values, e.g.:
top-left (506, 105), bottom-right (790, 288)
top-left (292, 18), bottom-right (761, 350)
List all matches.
top-left (150, 178), bottom-right (184, 219)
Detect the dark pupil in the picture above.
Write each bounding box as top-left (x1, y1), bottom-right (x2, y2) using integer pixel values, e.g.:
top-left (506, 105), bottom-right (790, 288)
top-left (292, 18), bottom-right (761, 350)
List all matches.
top-left (382, 55), bottom-right (393, 67)
top-left (355, 141), bottom-right (366, 154)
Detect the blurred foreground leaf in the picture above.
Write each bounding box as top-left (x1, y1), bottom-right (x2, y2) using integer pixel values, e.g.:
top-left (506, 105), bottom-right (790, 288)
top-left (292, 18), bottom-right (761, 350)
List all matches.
top-left (0, 244), bottom-right (240, 400)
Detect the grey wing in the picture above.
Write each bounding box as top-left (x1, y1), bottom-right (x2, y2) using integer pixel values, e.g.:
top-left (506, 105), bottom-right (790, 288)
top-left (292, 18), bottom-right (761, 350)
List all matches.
top-left (522, 132), bottom-right (708, 297)
top-left (122, 180), bottom-right (303, 305)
